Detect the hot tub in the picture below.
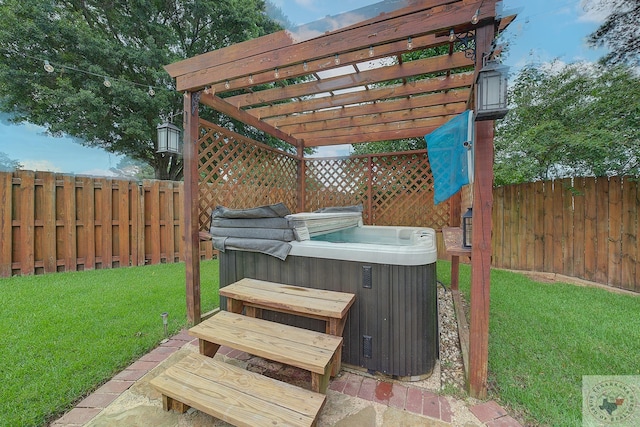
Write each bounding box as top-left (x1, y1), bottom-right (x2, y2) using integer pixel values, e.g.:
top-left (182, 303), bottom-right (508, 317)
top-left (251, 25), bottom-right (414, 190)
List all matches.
top-left (218, 225), bottom-right (438, 379)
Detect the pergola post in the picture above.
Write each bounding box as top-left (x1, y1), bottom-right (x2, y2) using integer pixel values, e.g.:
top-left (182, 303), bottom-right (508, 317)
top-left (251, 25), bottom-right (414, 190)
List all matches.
top-left (468, 23), bottom-right (497, 399)
top-left (183, 91), bottom-right (201, 325)
top-left (297, 142), bottom-right (305, 212)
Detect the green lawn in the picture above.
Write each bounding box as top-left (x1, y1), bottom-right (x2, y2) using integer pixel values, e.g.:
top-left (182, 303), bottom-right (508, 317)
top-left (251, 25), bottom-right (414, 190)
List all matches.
top-left (3, 259), bottom-right (638, 426)
top-left (0, 260), bottom-right (220, 427)
top-left (437, 262), bottom-right (640, 426)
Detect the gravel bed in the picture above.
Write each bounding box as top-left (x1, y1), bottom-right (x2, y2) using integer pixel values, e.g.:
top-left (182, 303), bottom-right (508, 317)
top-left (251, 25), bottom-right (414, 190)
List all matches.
top-left (438, 284), bottom-right (465, 391)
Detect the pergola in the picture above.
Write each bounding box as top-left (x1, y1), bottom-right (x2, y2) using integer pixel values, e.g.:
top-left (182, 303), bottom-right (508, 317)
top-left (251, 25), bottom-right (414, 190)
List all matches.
top-left (165, 0), bottom-right (515, 398)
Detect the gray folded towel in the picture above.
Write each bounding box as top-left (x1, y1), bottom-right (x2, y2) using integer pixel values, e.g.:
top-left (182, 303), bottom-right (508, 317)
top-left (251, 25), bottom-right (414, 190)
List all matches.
top-left (210, 227), bottom-right (296, 241)
top-left (212, 203), bottom-right (291, 219)
top-left (212, 237), bottom-right (292, 261)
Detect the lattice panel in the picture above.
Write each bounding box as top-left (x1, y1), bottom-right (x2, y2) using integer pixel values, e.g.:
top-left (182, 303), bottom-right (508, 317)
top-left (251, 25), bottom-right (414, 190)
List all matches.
top-left (197, 122), bottom-right (298, 230)
top-left (304, 157), bottom-right (370, 220)
top-left (370, 153), bottom-right (449, 228)
top-left (305, 153), bottom-right (449, 228)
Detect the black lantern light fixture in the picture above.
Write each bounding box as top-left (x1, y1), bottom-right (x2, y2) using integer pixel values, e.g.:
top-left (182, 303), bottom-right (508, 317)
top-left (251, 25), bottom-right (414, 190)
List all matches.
top-left (475, 57), bottom-right (509, 121)
top-left (156, 121), bottom-right (181, 155)
top-left (462, 207), bottom-right (473, 248)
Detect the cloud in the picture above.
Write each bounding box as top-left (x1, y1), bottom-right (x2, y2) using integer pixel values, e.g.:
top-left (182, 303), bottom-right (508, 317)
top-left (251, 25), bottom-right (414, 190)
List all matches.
top-left (309, 145), bottom-right (351, 158)
top-left (20, 159), bottom-right (63, 172)
top-left (577, 0), bottom-right (611, 23)
top-left (76, 168), bottom-right (118, 177)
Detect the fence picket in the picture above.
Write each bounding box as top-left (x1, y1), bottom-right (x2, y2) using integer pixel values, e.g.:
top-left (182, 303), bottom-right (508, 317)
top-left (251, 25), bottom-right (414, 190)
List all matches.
top-left (41, 172), bottom-right (57, 273)
top-left (561, 178), bottom-right (574, 278)
top-left (522, 182), bottom-right (535, 271)
top-left (552, 180), bottom-right (564, 274)
top-left (608, 176), bottom-right (622, 288)
top-left (117, 180), bottom-right (130, 267)
top-left (595, 178), bottom-right (609, 284)
top-left (533, 181), bottom-right (545, 271)
top-left (583, 178), bottom-right (597, 282)
top-left (572, 177), bottom-right (586, 279)
top-left (19, 171), bottom-right (35, 275)
top-left (621, 178), bottom-right (638, 291)
top-left (81, 176), bottom-right (96, 270)
top-left (62, 175), bottom-right (77, 271)
top-left (0, 172), bottom-right (12, 276)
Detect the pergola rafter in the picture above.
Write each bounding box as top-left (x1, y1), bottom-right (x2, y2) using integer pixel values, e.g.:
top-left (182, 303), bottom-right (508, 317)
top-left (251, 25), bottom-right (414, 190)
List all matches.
top-left (165, 0), bottom-right (516, 400)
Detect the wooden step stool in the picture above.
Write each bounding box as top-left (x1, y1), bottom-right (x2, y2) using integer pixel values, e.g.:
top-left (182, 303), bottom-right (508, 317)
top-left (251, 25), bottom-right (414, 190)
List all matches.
top-left (189, 310), bottom-right (342, 393)
top-left (219, 278), bottom-right (355, 375)
top-left (150, 352), bottom-right (326, 427)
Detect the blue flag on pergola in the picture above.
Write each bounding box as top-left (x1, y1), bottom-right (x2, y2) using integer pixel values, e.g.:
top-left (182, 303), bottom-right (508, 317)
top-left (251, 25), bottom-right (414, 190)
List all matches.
top-left (424, 110), bottom-right (474, 205)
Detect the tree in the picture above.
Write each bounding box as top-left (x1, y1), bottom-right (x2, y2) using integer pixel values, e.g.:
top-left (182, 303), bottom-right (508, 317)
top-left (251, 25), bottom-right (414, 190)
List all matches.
top-left (0, 151), bottom-right (22, 171)
top-left (583, 0), bottom-right (640, 67)
top-left (494, 61), bottom-right (640, 185)
top-left (109, 156), bottom-right (155, 180)
top-left (0, 0), bottom-right (281, 180)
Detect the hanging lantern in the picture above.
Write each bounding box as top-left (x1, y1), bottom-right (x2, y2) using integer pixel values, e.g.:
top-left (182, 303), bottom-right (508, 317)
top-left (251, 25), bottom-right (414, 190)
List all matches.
top-left (462, 207), bottom-right (473, 248)
top-left (156, 122), bottom-right (181, 155)
top-left (475, 59), bottom-right (509, 121)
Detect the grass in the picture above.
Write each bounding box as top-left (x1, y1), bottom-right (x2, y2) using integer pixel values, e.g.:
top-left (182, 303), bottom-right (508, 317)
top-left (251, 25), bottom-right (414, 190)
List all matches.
top-left (437, 262), bottom-right (640, 426)
top-left (0, 260), bottom-right (220, 427)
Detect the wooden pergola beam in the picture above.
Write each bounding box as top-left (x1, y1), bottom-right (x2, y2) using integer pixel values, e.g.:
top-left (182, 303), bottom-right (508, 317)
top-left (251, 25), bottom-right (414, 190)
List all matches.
top-left (199, 93), bottom-right (300, 147)
top-left (303, 124), bottom-right (444, 147)
top-left (250, 74), bottom-right (473, 121)
top-left (170, 0), bottom-right (491, 91)
top-left (293, 115), bottom-right (457, 141)
top-left (226, 52), bottom-right (473, 109)
top-left (277, 104), bottom-right (467, 135)
top-left (264, 92), bottom-right (469, 130)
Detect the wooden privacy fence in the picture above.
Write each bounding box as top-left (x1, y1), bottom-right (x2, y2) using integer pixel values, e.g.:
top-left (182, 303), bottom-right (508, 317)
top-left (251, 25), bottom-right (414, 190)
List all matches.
top-left (0, 171), bottom-right (214, 277)
top-left (493, 176), bottom-right (639, 292)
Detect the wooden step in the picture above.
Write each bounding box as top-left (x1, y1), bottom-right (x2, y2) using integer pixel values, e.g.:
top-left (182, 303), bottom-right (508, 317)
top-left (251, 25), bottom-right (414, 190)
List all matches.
top-left (189, 310), bottom-right (342, 393)
top-left (220, 278), bottom-right (355, 323)
top-left (150, 353), bottom-right (326, 427)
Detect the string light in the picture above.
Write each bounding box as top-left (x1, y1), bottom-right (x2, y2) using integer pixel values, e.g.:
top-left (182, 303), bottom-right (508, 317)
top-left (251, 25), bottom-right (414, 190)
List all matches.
top-left (407, 37), bottom-right (413, 50)
top-left (471, 9), bottom-right (480, 24)
top-left (43, 60), bottom-right (54, 73)
top-left (449, 29), bottom-right (456, 43)
top-left (248, 74), bottom-right (254, 84)
top-left (224, 80), bottom-right (230, 89)
top-left (369, 46), bottom-right (374, 57)
top-left (274, 68), bottom-right (279, 78)
top-left (334, 54), bottom-right (340, 65)
top-left (19, 52), bottom-right (168, 96)
top-left (303, 61), bottom-right (309, 71)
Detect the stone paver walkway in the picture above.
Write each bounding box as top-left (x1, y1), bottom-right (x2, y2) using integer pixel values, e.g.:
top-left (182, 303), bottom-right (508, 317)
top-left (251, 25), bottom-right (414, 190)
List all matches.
top-left (52, 329), bottom-right (523, 427)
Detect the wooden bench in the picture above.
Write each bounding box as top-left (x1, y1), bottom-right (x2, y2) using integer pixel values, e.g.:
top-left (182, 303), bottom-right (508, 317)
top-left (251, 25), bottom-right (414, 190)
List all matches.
top-left (219, 278), bottom-right (355, 375)
top-left (189, 310), bottom-right (342, 393)
top-left (150, 353), bottom-right (326, 427)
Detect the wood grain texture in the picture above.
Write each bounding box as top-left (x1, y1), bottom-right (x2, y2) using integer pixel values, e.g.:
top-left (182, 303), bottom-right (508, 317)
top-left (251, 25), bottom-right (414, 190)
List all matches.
top-left (220, 278), bottom-right (355, 319)
top-left (150, 353), bottom-right (325, 427)
top-left (189, 311), bottom-right (341, 375)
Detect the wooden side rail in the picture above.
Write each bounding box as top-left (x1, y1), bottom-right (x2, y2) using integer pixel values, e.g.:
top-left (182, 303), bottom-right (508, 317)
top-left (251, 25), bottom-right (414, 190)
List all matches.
top-left (189, 311), bottom-right (342, 393)
top-left (150, 353), bottom-right (326, 427)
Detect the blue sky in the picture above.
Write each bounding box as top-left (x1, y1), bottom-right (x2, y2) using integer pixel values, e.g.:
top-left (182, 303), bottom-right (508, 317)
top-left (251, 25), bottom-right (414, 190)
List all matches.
top-left (0, 0), bottom-right (609, 174)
